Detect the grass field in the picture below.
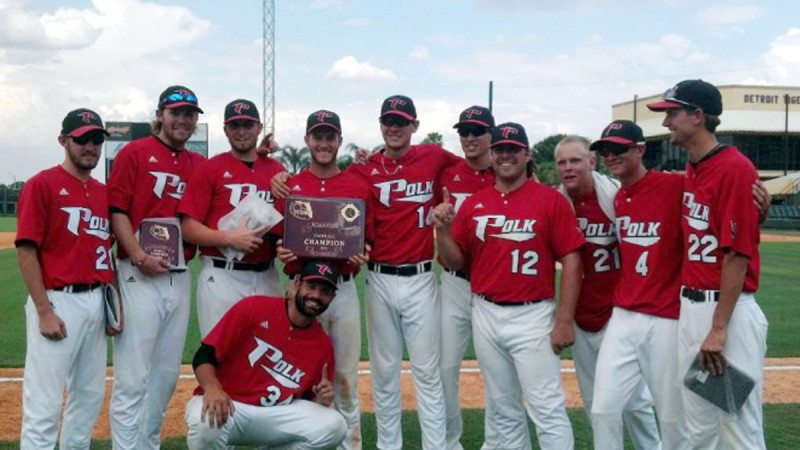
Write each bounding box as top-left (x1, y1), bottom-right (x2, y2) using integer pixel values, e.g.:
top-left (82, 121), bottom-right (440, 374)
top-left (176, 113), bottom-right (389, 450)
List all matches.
top-left (1, 242), bottom-right (799, 367)
top-left (1, 404), bottom-right (799, 449)
top-left (0, 216), bottom-right (15, 233)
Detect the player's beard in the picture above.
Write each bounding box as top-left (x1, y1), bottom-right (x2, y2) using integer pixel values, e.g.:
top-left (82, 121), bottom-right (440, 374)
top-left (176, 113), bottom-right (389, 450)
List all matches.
top-left (67, 147), bottom-right (100, 171)
top-left (294, 291), bottom-right (330, 318)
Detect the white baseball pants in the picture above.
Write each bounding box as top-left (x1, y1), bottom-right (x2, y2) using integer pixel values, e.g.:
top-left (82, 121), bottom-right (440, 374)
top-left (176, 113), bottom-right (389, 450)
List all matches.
top-left (366, 269), bottom-right (446, 450)
top-left (197, 256), bottom-right (282, 338)
top-left (110, 259), bottom-right (191, 450)
top-left (591, 307), bottom-right (691, 450)
top-left (318, 277), bottom-right (362, 450)
top-left (472, 296), bottom-right (573, 450)
top-left (21, 289), bottom-right (106, 450)
top-left (185, 395), bottom-right (347, 449)
top-left (677, 293), bottom-right (768, 450)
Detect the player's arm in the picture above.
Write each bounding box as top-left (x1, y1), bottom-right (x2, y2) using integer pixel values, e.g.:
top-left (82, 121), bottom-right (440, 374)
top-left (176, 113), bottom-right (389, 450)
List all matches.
top-left (551, 250), bottom-right (581, 354)
top-left (432, 188), bottom-right (465, 270)
top-left (752, 180), bottom-right (771, 224)
top-left (699, 251), bottom-right (748, 376)
top-left (111, 212), bottom-right (170, 276)
top-left (16, 243), bottom-right (67, 340)
top-left (182, 217), bottom-right (267, 253)
top-left (193, 343), bottom-right (235, 428)
top-left (270, 172), bottom-right (291, 199)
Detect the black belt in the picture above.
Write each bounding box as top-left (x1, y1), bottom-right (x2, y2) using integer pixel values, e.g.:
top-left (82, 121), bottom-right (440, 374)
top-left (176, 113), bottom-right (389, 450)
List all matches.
top-left (478, 293), bottom-right (544, 307)
top-left (53, 283), bottom-right (103, 293)
top-left (368, 261), bottom-right (432, 277)
top-left (212, 259), bottom-right (274, 272)
top-left (445, 268), bottom-right (470, 281)
top-left (681, 286), bottom-right (720, 303)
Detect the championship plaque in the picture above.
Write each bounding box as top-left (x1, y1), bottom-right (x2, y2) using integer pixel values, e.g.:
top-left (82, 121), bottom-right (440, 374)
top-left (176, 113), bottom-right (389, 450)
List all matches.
top-left (138, 218), bottom-right (185, 269)
top-left (283, 196), bottom-right (365, 259)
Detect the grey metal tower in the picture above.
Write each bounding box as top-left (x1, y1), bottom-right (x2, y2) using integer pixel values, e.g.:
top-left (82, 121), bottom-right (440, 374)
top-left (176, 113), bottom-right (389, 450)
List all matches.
top-left (263, 0), bottom-right (275, 135)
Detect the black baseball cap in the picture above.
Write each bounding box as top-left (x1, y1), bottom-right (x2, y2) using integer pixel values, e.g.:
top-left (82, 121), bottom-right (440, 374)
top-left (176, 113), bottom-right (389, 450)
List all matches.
top-left (647, 79), bottom-right (722, 116)
top-left (589, 120), bottom-right (645, 150)
top-left (380, 95), bottom-right (416, 120)
top-left (158, 85), bottom-right (204, 113)
top-left (491, 122), bottom-right (529, 148)
top-left (300, 260), bottom-right (339, 290)
top-left (307, 110), bottom-right (342, 133)
top-left (453, 106), bottom-right (495, 128)
top-left (61, 108), bottom-right (110, 137)
top-left (224, 99), bottom-right (260, 123)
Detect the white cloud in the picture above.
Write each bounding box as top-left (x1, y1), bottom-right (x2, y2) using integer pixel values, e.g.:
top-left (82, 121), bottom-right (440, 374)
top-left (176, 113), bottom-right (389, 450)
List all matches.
top-left (742, 28), bottom-right (800, 85)
top-left (326, 55), bottom-right (397, 82)
top-left (696, 4), bottom-right (764, 26)
top-left (0, 3), bottom-right (101, 49)
top-left (409, 47), bottom-right (429, 61)
top-left (309, 0), bottom-right (348, 10)
top-left (343, 17), bottom-right (372, 27)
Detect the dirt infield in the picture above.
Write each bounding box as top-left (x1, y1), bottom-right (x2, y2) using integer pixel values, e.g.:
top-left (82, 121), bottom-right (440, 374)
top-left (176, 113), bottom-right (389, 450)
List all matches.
top-left (1, 358), bottom-right (799, 441)
top-left (0, 232), bottom-right (13, 250)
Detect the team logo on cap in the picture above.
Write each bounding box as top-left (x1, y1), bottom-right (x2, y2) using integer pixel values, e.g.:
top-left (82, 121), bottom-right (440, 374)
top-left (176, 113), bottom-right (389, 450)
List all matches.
top-left (316, 111), bottom-right (333, 122)
top-left (464, 109), bottom-right (483, 119)
top-left (500, 126), bottom-right (519, 139)
top-left (317, 264), bottom-right (333, 276)
top-left (233, 102), bottom-right (250, 114)
top-left (388, 98), bottom-right (406, 109)
top-left (604, 123), bottom-right (624, 134)
top-left (78, 112), bottom-right (97, 123)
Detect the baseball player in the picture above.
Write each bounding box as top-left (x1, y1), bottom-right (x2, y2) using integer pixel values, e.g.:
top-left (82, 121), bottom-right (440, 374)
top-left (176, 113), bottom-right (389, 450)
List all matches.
top-left (436, 105), bottom-right (522, 450)
top-left (588, 120), bottom-right (692, 450)
top-left (185, 260), bottom-right (347, 449)
top-left (108, 85), bottom-right (205, 449)
top-left (555, 135), bottom-right (662, 449)
top-left (272, 109), bottom-right (373, 449)
top-left (179, 98), bottom-right (285, 337)
top-left (434, 122), bottom-right (584, 450)
top-left (17, 109), bottom-right (115, 449)
top-left (648, 80), bottom-right (768, 449)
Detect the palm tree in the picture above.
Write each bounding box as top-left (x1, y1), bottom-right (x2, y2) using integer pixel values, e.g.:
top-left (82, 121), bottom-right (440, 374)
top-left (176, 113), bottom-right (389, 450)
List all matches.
top-left (277, 145), bottom-right (311, 174)
top-left (421, 132), bottom-right (443, 146)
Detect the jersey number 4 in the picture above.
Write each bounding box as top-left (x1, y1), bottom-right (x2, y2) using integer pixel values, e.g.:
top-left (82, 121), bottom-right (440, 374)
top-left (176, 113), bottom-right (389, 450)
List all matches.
top-left (510, 249), bottom-right (539, 275)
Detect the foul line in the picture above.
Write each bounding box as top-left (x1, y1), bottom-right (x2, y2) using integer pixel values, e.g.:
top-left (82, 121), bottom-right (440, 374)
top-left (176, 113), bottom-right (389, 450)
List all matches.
top-left (1, 365), bottom-right (798, 384)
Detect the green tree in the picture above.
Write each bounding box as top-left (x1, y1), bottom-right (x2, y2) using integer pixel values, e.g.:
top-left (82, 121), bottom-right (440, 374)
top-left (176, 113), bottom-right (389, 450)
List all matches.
top-left (277, 145), bottom-right (310, 174)
top-left (531, 133), bottom-right (566, 165)
top-left (336, 143), bottom-right (361, 171)
top-left (421, 132), bottom-right (443, 146)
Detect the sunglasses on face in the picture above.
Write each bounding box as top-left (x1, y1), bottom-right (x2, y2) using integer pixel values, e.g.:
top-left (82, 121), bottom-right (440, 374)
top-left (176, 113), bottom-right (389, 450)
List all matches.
top-left (226, 120), bottom-right (258, 130)
top-left (380, 115), bottom-right (411, 128)
top-left (457, 126), bottom-right (489, 137)
top-left (595, 143), bottom-right (633, 157)
top-left (166, 92), bottom-right (198, 103)
top-left (71, 133), bottom-right (105, 145)
top-left (492, 145), bottom-right (525, 154)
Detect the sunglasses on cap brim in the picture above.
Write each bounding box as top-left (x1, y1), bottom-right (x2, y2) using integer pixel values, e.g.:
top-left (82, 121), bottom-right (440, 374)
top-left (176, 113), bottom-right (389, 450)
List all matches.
top-left (71, 133), bottom-right (106, 145)
top-left (380, 115), bottom-right (411, 127)
top-left (661, 87), bottom-right (700, 111)
top-left (457, 126), bottom-right (489, 137)
top-left (166, 92), bottom-right (198, 103)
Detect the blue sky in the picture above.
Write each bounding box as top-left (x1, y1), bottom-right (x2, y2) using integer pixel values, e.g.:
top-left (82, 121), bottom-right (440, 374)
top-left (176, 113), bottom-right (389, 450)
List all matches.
top-left (1, 0), bottom-right (798, 182)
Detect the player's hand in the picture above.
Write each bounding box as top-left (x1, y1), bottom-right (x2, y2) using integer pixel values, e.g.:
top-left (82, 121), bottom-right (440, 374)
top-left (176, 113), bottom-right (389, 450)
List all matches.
top-left (256, 133), bottom-right (280, 157)
top-left (137, 253), bottom-right (171, 277)
top-left (432, 187), bottom-right (456, 231)
top-left (224, 218), bottom-right (267, 253)
top-left (348, 242), bottom-right (371, 266)
top-left (354, 148), bottom-right (370, 164)
top-left (699, 327), bottom-right (727, 376)
top-left (38, 308), bottom-right (67, 340)
top-left (270, 171), bottom-right (291, 199)
top-left (106, 298), bottom-right (124, 336)
top-left (312, 364), bottom-right (334, 407)
top-left (550, 321), bottom-right (575, 354)
top-left (753, 180), bottom-right (772, 224)
top-left (275, 239), bottom-right (298, 263)
top-left (201, 385), bottom-right (236, 429)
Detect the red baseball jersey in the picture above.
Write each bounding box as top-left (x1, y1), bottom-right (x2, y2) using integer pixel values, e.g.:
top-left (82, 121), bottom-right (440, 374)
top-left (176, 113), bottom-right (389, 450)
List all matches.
top-left (613, 170), bottom-right (684, 319)
top-left (16, 166), bottom-right (114, 288)
top-left (273, 168), bottom-right (374, 276)
top-left (681, 146), bottom-right (760, 292)
top-left (108, 136), bottom-right (205, 260)
top-left (573, 192), bottom-right (618, 332)
top-left (178, 152), bottom-right (284, 263)
top-left (349, 144), bottom-right (461, 264)
top-left (451, 180), bottom-right (585, 303)
top-left (195, 295), bottom-right (334, 406)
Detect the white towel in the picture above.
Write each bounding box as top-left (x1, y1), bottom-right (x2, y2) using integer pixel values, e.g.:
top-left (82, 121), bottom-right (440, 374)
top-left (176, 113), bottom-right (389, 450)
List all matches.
top-left (558, 171), bottom-right (620, 221)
